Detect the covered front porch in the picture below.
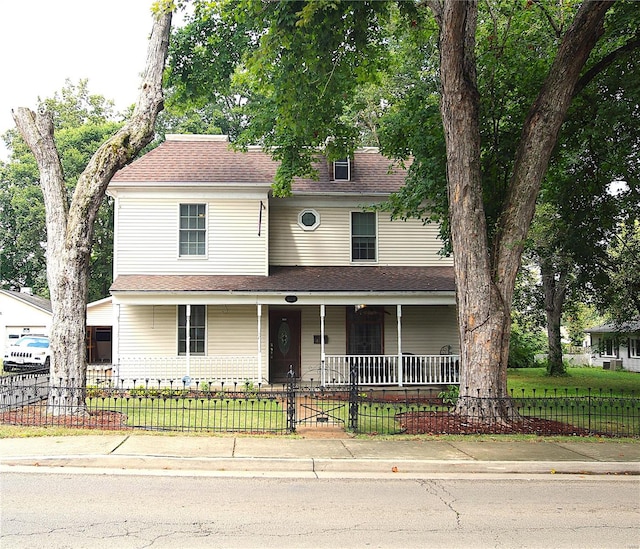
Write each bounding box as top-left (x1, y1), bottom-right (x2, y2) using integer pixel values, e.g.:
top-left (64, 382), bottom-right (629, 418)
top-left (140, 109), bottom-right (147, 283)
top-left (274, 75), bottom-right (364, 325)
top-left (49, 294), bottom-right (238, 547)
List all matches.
top-left (109, 266), bottom-right (460, 388)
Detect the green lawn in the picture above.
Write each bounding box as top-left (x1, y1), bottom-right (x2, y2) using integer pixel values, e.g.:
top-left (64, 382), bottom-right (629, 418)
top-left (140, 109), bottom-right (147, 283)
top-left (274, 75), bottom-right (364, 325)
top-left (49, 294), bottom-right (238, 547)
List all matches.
top-left (507, 366), bottom-right (640, 397)
top-left (87, 395), bottom-right (289, 433)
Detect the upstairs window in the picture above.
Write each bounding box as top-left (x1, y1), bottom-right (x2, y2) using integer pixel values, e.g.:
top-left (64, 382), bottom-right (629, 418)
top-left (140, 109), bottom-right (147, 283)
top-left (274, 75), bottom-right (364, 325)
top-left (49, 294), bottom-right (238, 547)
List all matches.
top-left (179, 203), bottom-right (206, 257)
top-left (178, 305), bottom-right (206, 355)
top-left (333, 158), bottom-right (350, 181)
top-left (351, 211), bottom-right (376, 261)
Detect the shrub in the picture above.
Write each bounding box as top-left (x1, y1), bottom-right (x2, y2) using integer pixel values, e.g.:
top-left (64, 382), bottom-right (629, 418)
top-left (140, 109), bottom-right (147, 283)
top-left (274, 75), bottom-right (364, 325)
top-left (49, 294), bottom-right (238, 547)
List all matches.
top-left (509, 324), bottom-right (545, 368)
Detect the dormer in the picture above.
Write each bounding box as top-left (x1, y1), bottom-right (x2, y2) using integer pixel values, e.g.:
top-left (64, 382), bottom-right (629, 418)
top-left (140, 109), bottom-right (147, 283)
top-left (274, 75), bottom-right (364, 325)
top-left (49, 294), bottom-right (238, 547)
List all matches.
top-left (332, 157), bottom-right (351, 181)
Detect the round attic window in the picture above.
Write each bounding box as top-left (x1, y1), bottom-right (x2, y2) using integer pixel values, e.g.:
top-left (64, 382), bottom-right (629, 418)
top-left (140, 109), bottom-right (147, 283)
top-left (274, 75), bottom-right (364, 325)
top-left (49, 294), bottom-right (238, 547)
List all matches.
top-left (298, 209), bottom-right (320, 231)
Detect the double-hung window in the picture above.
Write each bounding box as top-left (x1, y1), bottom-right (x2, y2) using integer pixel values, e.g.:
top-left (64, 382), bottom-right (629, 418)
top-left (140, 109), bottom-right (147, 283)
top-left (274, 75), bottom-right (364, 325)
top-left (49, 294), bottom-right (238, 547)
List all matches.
top-left (599, 337), bottom-right (617, 357)
top-left (178, 305), bottom-right (206, 355)
top-left (179, 203), bottom-right (206, 257)
top-left (351, 212), bottom-right (376, 261)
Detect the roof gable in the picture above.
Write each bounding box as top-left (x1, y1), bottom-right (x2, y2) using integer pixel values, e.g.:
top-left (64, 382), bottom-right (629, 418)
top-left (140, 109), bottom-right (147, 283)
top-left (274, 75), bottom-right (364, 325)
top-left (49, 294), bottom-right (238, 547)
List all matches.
top-left (0, 289), bottom-right (52, 314)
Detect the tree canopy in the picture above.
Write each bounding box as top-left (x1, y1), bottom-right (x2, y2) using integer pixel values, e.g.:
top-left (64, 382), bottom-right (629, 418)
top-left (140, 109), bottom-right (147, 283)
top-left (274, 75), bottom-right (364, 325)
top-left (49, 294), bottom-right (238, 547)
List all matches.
top-left (167, 0), bottom-right (636, 415)
top-left (1, 80), bottom-right (123, 300)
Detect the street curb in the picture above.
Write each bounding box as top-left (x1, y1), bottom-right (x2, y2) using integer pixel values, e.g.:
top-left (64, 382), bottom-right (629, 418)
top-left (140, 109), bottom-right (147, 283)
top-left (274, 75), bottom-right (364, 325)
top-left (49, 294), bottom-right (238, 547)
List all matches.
top-left (2, 455), bottom-right (639, 476)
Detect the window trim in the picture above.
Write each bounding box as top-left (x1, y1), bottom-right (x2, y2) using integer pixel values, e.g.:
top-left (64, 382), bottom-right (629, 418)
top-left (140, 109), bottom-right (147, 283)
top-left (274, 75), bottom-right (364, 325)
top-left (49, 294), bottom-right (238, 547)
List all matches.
top-left (177, 304), bottom-right (206, 356)
top-left (333, 158), bottom-right (351, 181)
top-left (298, 208), bottom-right (320, 231)
top-left (178, 203), bottom-right (208, 259)
top-left (629, 337), bottom-right (640, 358)
top-left (598, 336), bottom-right (618, 358)
top-left (350, 211), bottom-right (377, 263)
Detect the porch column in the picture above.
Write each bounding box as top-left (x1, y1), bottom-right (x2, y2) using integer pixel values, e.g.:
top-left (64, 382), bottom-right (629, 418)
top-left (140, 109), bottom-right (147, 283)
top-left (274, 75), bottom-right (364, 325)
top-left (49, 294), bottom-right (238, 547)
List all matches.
top-left (397, 304), bottom-right (403, 387)
top-left (257, 304), bottom-right (262, 382)
top-left (185, 304), bottom-right (191, 378)
top-left (320, 304), bottom-right (326, 386)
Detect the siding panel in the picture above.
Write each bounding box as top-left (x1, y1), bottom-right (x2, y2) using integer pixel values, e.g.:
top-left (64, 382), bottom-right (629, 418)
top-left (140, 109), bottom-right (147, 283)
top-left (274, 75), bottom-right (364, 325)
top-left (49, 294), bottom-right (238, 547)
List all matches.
top-left (270, 203), bottom-right (451, 267)
top-left (116, 198), bottom-right (267, 275)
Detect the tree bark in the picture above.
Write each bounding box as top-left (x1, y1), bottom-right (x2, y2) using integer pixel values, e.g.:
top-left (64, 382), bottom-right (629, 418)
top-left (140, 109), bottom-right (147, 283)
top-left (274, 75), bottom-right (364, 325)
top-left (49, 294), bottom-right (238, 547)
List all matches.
top-left (434, 0), bottom-right (613, 419)
top-left (12, 9), bottom-right (172, 414)
top-left (541, 260), bottom-right (568, 376)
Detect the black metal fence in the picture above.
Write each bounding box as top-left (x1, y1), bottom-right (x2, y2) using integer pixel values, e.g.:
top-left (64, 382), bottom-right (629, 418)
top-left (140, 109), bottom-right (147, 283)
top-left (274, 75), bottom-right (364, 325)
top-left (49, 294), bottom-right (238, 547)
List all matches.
top-left (1, 371), bottom-right (638, 437)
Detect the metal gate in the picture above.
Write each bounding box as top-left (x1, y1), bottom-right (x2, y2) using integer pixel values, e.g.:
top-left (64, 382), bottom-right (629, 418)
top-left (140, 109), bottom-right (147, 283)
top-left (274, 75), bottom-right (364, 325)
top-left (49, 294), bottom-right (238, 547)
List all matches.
top-left (285, 366), bottom-right (359, 433)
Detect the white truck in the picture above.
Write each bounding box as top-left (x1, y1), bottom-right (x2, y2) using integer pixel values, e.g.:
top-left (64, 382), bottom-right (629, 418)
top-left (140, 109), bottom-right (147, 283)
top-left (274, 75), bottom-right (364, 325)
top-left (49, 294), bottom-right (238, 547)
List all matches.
top-left (3, 335), bottom-right (51, 372)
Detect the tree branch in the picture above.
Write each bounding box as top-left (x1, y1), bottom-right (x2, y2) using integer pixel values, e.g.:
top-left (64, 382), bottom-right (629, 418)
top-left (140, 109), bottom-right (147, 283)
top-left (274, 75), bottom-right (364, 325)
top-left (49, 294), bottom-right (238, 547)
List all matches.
top-left (574, 33), bottom-right (640, 97)
top-left (532, 0), bottom-right (562, 38)
top-left (425, 0), bottom-right (444, 27)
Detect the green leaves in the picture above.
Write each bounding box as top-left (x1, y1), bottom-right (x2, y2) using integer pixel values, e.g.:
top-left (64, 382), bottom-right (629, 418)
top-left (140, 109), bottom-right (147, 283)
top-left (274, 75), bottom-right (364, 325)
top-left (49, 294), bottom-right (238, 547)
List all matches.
top-left (1, 80), bottom-right (123, 300)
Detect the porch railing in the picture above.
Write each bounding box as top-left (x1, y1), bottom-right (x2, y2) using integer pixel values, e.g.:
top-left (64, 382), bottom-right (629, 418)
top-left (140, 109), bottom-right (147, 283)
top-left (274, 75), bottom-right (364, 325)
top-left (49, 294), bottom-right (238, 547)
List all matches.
top-left (114, 355), bottom-right (262, 385)
top-left (323, 354), bottom-right (460, 386)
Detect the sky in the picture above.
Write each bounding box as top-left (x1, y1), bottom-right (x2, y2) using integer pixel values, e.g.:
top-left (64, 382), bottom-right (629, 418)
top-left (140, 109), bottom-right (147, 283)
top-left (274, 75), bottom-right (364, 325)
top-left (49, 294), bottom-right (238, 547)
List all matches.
top-left (0, 1), bottom-right (177, 160)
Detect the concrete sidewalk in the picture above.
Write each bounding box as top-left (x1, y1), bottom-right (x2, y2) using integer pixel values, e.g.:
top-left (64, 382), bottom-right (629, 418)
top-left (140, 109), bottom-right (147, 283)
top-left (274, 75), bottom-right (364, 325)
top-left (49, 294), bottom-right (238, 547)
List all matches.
top-left (1, 434), bottom-right (639, 476)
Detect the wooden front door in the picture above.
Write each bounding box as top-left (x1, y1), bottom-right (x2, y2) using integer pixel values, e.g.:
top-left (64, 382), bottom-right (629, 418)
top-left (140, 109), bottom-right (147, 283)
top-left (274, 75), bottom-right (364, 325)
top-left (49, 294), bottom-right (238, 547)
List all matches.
top-left (269, 310), bottom-right (301, 383)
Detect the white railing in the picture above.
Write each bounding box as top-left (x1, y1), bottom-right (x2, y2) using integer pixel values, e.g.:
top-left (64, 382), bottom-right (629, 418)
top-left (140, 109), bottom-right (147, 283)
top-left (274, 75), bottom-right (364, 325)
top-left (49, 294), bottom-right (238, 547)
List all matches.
top-left (323, 354), bottom-right (460, 386)
top-left (113, 355), bottom-right (262, 385)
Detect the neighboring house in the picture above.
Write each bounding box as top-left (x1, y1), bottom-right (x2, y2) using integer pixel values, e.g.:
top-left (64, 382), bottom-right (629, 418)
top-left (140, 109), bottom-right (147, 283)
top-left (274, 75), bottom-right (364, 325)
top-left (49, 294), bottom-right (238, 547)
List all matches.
top-left (0, 289), bottom-right (52, 350)
top-left (585, 321), bottom-right (640, 373)
top-left (107, 134), bottom-right (459, 386)
top-left (0, 288), bottom-right (113, 364)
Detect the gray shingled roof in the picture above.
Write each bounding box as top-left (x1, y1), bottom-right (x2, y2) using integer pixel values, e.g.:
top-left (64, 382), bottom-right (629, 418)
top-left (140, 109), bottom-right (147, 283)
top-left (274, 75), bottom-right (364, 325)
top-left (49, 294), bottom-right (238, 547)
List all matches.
top-left (110, 266), bottom-right (455, 294)
top-left (111, 136), bottom-right (408, 194)
top-left (585, 321), bottom-right (640, 334)
top-left (0, 289), bottom-right (52, 313)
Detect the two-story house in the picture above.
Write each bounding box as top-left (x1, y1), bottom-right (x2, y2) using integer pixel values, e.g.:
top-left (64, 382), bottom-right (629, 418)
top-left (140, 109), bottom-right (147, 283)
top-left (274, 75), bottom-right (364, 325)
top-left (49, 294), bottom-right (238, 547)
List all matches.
top-left (107, 134), bottom-right (459, 387)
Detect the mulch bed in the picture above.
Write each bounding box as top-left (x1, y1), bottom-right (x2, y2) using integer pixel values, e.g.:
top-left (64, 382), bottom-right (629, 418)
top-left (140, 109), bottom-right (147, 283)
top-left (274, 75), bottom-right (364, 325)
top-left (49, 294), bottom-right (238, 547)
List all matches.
top-left (1, 406), bottom-right (130, 430)
top-left (396, 410), bottom-right (597, 436)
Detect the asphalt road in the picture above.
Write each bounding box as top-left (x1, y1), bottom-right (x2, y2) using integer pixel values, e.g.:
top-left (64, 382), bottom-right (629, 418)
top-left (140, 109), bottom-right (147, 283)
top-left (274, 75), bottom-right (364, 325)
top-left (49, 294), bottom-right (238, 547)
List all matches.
top-left (1, 472), bottom-right (638, 548)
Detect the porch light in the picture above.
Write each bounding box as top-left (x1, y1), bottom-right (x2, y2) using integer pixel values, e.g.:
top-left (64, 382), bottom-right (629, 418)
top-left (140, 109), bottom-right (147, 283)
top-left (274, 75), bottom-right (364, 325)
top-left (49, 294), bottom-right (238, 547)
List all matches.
top-left (285, 295), bottom-right (298, 303)
top-left (354, 304), bottom-right (367, 312)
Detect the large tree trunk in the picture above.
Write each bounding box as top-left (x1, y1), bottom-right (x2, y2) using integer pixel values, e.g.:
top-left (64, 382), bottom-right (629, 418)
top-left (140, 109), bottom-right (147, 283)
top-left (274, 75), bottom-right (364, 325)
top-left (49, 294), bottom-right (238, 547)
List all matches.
top-left (432, 0), bottom-right (612, 420)
top-left (541, 260), bottom-right (568, 376)
top-left (12, 8), bottom-right (172, 415)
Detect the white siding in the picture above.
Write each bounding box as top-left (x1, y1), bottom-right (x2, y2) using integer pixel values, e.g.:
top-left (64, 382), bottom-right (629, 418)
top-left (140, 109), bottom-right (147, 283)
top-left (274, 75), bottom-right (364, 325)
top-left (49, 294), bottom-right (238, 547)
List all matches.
top-left (115, 198), bottom-right (267, 275)
top-left (386, 306), bottom-right (459, 355)
top-left (208, 305), bottom-right (263, 355)
top-left (270, 205), bottom-right (350, 265)
top-left (378, 216), bottom-right (450, 266)
top-left (589, 334), bottom-right (640, 373)
top-left (0, 293), bottom-right (51, 350)
top-left (87, 300), bottom-right (113, 326)
top-left (269, 203), bottom-right (451, 267)
top-left (118, 305), bottom-right (176, 356)
top-left (118, 304), bottom-right (269, 359)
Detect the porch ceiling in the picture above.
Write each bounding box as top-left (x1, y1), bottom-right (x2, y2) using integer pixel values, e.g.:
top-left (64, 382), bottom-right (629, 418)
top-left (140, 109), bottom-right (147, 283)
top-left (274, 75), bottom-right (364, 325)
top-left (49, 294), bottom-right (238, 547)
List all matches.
top-left (111, 266), bottom-right (455, 295)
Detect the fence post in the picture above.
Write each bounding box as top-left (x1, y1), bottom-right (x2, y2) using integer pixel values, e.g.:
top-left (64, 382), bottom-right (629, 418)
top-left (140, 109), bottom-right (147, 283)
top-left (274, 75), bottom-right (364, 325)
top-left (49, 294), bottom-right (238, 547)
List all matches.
top-left (349, 361), bottom-right (358, 431)
top-left (287, 366), bottom-right (296, 433)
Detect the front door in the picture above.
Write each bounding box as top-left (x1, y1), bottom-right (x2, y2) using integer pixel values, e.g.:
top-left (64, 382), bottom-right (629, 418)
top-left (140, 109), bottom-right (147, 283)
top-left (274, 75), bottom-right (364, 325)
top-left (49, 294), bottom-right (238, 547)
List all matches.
top-left (269, 310), bottom-right (301, 383)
